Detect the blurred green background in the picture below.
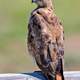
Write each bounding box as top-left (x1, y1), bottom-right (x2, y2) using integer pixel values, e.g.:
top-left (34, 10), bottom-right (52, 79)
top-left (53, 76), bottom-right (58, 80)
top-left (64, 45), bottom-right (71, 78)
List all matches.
top-left (0, 0), bottom-right (80, 73)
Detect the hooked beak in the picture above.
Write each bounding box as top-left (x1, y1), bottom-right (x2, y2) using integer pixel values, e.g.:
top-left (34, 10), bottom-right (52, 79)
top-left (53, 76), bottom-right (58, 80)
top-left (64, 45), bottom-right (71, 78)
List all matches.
top-left (32, 0), bottom-right (36, 3)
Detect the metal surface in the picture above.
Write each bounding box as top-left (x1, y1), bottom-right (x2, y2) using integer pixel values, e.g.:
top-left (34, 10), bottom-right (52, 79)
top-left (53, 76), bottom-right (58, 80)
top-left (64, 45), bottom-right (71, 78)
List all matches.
top-left (0, 71), bottom-right (80, 80)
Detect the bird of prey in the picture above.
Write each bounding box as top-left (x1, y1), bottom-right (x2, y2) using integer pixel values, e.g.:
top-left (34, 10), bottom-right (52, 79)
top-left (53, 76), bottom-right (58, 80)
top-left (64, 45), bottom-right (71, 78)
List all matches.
top-left (27, 0), bottom-right (64, 80)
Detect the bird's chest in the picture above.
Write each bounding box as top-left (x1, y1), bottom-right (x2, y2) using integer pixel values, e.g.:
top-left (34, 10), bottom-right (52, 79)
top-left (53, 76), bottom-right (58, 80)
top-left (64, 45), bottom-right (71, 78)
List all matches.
top-left (43, 10), bottom-right (60, 27)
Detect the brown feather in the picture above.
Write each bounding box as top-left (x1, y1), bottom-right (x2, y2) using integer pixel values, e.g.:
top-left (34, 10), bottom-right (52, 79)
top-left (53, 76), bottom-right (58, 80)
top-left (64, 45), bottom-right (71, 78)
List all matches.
top-left (27, 0), bottom-right (64, 80)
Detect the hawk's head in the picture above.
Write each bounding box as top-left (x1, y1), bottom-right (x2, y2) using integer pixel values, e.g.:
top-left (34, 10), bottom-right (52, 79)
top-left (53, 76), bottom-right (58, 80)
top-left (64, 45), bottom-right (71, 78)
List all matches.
top-left (32, 0), bottom-right (53, 8)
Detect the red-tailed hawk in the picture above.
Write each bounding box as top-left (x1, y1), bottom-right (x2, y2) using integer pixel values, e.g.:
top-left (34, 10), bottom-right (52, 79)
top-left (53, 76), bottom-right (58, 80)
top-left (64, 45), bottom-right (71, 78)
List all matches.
top-left (27, 0), bottom-right (64, 80)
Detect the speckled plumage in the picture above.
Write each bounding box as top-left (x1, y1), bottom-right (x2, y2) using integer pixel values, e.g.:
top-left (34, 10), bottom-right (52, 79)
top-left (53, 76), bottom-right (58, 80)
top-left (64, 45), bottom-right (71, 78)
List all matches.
top-left (27, 0), bottom-right (64, 80)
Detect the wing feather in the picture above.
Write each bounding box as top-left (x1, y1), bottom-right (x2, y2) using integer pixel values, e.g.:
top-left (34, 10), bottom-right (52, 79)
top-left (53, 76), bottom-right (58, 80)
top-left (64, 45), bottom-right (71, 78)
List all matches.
top-left (27, 12), bottom-right (64, 79)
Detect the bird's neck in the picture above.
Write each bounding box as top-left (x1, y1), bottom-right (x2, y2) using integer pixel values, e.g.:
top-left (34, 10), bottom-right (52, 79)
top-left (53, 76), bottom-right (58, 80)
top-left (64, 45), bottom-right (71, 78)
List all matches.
top-left (37, 0), bottom-right (55, 13)
top-left (37, 6), bottom-right (55, 13)
top-left (47, 0), bottom-right (55, 13)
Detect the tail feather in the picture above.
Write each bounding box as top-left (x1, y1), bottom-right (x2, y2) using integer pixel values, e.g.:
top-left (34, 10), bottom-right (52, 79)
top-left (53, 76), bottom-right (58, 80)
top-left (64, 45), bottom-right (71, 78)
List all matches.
top-left (56, 58), bottom-right (64, 80)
